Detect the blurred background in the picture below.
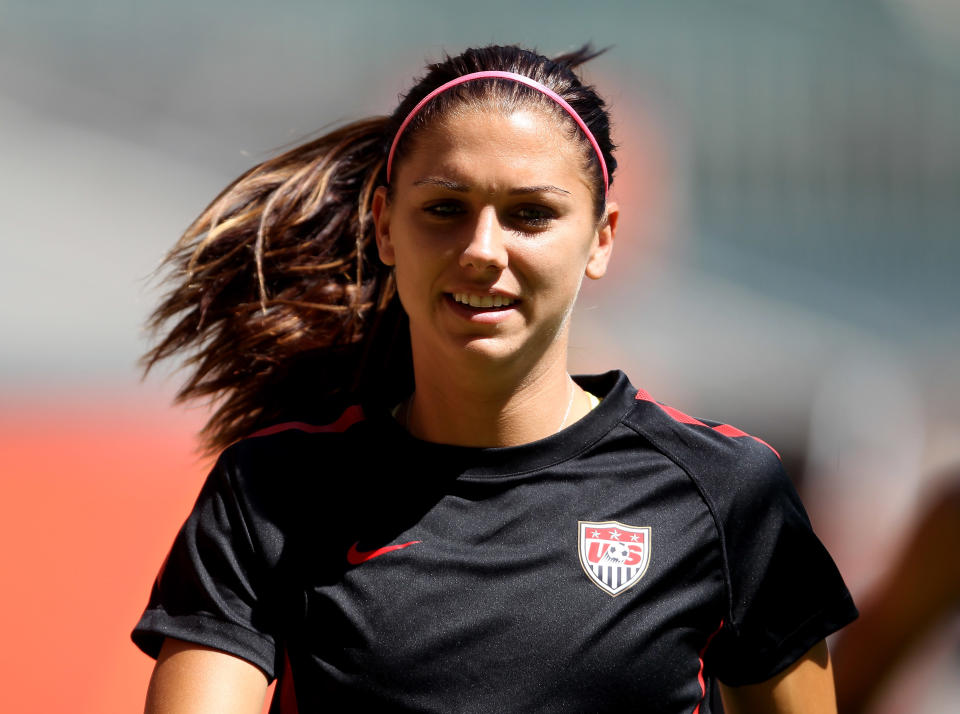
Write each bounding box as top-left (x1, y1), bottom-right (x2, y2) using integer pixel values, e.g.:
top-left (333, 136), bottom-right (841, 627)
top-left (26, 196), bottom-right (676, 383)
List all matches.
top-left (1, 0), bottom-right (957, 711)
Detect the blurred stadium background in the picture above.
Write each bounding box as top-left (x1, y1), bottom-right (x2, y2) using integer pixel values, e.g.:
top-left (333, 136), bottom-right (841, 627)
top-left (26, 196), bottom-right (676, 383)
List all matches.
top-left (1, 1), bottom-right (957, 711)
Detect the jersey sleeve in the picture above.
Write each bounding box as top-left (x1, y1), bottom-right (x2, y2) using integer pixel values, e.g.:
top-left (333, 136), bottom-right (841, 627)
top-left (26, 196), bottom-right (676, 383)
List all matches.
top-left (131, 446), bottom-right (286, 679)
top-left (703, 442), bottom-right (858, 685)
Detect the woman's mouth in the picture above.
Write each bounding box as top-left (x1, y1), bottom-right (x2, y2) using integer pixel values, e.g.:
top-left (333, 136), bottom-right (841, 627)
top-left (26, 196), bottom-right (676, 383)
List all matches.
top-left (450, 293), bottom-right (517, 309)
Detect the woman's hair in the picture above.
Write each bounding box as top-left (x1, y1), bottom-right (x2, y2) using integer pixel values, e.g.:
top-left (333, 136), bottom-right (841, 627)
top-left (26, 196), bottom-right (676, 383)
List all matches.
top-left (144, 44), bottom-right (617, 454)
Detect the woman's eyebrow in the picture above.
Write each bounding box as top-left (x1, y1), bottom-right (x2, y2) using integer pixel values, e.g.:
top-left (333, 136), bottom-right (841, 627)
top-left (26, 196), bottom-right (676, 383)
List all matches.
top-left (411, 177), bottom-right (570, 197)
top-left (412, 177), bottom-right (470, 192)
top-left (508, 185), bottom-right (571, 196)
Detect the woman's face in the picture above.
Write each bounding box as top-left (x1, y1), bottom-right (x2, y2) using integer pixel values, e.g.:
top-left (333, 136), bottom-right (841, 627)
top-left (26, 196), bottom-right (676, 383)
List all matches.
top-left (373, 106), bottom-right (616, 375)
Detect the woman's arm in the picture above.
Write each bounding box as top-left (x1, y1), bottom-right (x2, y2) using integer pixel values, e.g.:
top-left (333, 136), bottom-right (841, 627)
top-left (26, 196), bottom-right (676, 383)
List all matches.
top-left (145, 638), bottom-right (269, 714)
top-left (719, 640), bottom-right (837, 714)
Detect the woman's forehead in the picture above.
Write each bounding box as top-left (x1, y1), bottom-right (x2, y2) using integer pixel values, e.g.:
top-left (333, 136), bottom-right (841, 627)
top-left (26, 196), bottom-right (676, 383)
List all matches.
top-left (395, 108), bottom-right (594, 194)
top-left (437, 102), bottom-right (576, 142)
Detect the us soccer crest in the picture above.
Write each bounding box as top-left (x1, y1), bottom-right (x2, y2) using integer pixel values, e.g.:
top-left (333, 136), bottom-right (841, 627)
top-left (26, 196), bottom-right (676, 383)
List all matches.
top-left (578, 520), bottom-right (652, 596)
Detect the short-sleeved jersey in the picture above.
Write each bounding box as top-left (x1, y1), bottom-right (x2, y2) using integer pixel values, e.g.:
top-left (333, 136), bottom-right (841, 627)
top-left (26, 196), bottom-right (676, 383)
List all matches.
top-left (133, 371), bottom-right (857, 713)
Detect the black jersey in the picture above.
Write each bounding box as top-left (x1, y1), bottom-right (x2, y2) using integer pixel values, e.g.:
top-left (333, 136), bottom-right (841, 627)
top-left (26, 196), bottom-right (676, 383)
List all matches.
top-left (133, 371), bottom-right (857, 713)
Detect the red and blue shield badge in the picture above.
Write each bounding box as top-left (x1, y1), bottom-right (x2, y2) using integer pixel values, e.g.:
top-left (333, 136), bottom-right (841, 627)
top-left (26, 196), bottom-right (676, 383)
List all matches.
top-left (578, 520), bottom-right (652, 596)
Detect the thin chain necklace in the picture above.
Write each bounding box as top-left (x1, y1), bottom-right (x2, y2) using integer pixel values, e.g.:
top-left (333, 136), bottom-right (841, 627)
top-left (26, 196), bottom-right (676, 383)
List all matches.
top-left (557, 374), bottom-right (576, 432)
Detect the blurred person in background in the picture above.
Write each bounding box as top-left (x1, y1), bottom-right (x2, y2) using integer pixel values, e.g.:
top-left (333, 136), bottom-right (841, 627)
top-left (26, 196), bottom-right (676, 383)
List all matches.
top-left (131, 44), bottom-right (857, 712)
top-left (833, 472), bottom-right (960, 713)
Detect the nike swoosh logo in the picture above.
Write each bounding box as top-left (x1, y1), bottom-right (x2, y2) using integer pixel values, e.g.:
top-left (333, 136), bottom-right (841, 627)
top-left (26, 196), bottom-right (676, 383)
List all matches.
top-left (346, 540), bottom-right (421, 565)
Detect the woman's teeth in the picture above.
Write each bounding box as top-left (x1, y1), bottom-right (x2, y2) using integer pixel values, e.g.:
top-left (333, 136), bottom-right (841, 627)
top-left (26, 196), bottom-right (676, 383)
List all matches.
top-left (452, 293), bottom-right (516, 308)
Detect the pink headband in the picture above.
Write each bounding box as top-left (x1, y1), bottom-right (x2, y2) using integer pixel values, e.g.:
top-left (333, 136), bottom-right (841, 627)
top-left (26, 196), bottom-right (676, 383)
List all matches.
top-left (386, 70), bottom-right (609, 196)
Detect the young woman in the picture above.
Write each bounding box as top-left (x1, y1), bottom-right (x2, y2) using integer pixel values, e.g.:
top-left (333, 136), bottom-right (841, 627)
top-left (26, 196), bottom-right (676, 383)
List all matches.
top-left (133, 45), bottom-right (857, 713)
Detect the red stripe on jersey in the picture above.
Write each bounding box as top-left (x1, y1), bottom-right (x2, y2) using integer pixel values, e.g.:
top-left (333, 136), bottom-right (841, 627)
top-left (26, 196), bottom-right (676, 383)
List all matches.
top-left (274, 650), bottom-right (299, 714)
top-left (247, 405), bottom-right (365, 439)
top-left (634, 390), bottom-right (780, 459)
top-left (691, 620), bottom-right (724, 714)
top-left (634, 387), bottom-right (654, 403)
top-left (712, 423), bottom-right (780, 459)
top-left (660, 403), bottom-right (707, 426)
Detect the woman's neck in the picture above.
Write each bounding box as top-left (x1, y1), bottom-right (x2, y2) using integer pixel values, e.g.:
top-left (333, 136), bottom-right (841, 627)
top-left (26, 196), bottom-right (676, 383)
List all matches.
top-left (402, 348), bottom-right (591, 447)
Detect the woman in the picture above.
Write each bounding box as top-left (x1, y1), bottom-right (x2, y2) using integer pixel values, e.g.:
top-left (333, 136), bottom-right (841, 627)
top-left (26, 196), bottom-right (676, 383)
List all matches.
top-left (134, 45), bottom-right (857, 713)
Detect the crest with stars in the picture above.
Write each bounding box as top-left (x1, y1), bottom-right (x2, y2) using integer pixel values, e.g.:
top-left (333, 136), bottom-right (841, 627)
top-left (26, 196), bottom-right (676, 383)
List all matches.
top-left (578, 520), bottom-right (652, 596)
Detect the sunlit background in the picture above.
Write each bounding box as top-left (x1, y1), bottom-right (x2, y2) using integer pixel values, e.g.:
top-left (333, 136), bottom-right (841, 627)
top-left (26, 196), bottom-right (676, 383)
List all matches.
top-left (2, 1), bottom-right (958, 711)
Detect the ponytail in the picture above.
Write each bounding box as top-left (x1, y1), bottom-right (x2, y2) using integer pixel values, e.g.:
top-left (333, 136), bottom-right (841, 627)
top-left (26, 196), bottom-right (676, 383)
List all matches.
top-left (144, 117), bottom-right (411, 454)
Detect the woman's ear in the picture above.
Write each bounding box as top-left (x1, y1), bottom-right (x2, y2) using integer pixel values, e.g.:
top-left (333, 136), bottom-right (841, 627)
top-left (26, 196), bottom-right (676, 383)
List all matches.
top-left (585, 202), bottom-right (618, 280)
top-left (372, 186), bottom-right (395, 266)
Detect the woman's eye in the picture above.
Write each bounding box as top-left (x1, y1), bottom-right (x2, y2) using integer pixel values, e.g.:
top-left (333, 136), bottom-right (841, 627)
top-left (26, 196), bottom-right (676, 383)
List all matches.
top-left (513, 205), bottom-right (555, 227)
top-left (423, 202), bottom-right (464, 218)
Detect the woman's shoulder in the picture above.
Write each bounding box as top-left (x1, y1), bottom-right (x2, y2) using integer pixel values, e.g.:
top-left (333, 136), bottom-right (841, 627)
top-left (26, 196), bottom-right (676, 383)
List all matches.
top-left (240, 403), bottom-right (368, 445)
top-left (612, 377), bottom-right (779, 467)
top-left (225, 402), bottom-right (372, 461)
top-left (613, 377), bottom-right (788, 516)
top-left (211, 402), bottom-right (383, 507)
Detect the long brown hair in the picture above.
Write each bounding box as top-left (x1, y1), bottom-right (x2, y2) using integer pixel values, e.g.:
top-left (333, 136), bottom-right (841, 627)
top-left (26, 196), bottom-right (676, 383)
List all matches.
top-left (144, 45), bottom-right (616, 454)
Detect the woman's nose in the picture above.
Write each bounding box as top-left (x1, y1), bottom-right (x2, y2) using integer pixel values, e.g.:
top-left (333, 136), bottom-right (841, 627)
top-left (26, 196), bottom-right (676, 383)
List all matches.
top-left (459, 206), bottom-right (508, 271)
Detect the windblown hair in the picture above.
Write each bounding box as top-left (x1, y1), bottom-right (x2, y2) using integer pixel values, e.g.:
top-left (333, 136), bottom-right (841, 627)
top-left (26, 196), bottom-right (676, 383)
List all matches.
top-left (143, 44), bottom-right (617, 454)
